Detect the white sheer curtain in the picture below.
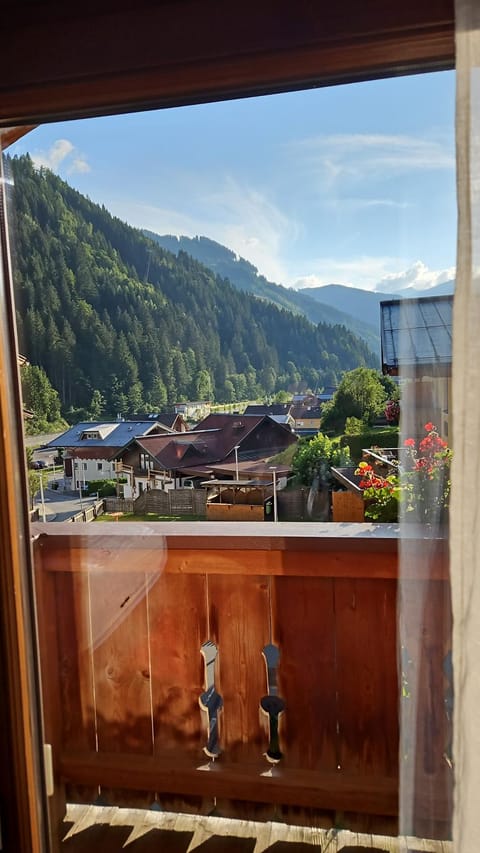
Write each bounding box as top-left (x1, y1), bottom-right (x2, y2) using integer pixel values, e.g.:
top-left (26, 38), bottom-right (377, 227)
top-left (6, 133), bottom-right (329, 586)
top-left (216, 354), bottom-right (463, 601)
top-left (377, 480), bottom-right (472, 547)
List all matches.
top-left (396, 4), bottom-right (480, 845)
top-left (451, 2), bottom-right (480, 850)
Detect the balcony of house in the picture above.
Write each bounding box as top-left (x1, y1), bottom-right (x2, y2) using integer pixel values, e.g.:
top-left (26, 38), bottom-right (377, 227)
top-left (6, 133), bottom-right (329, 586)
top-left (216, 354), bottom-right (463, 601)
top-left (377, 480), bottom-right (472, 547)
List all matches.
top-left (31, 522), bottom-right (452, 852)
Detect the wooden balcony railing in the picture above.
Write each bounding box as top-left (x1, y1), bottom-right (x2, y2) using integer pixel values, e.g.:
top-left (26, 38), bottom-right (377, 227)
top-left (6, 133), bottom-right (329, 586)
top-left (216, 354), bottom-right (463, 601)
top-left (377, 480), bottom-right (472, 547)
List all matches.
top-left (31, 522), bottom-right (452, 840)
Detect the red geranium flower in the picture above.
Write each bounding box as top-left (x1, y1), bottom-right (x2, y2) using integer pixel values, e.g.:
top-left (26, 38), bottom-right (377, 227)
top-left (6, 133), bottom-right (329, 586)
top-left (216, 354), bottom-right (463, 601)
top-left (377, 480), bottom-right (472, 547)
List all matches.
top-left (424, 422), bottom-right (435, 432)
top-left (404, 438), bottom-right (415, 447)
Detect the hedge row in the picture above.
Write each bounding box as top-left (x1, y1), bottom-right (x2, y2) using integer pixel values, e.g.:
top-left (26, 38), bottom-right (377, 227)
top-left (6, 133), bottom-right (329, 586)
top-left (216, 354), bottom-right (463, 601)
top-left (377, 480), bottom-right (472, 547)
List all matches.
top-left (340, 427), bottom-right (399, 463)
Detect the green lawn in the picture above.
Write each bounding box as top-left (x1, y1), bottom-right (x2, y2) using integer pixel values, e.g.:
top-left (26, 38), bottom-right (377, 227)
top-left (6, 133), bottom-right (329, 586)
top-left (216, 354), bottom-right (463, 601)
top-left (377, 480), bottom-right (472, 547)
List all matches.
top-left (96, 512), bottom-right (205, 522)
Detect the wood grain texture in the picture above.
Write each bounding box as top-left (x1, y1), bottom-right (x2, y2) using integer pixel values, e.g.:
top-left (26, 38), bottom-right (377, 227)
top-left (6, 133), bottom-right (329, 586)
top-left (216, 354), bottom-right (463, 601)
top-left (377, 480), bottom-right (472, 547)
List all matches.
top-left (90, 570), bottom-right (153, 806)
top-left (55, 571), bottom-right (97, 806)
top-left (399, 576), bottom-right (453, 839)
top-left (273, 576), bottom-right (338, 772)
top-left (0, 0), bottom-right (454, 126)
top-left (335, 579), bottom-right (398, 780)
top-left (0, 149), bottom-right (49, 850)
top-left (59, 749), bottom-right (400, 814)
top-left (209, 574), bottom-right (270, 764)
top-left (34, 528), bottom-right (451, 831)
top-left (38, 545), bottom-right (401, 578)
top-left (149, 573), bottom-right (207, 754)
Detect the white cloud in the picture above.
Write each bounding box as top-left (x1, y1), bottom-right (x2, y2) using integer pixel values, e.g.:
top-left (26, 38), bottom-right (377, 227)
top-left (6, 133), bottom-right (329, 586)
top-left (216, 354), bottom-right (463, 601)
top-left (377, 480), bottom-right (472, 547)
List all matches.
top-left (291, 257), bottom-right (455, 293)
top-left (339, 197), bottom-right (410, 211)
top-left (374, 260), bottom-right (456, 292)
top-left (291, 132), bottom-right (454, 188)
top-left (110, 175), bottom-right (296, 283)
top-left (291, 255), bottom-right (403, 291)
top-left (31, 138), bottom-right (91, 175)
top-left (68, 156), bottom-right (90, 175)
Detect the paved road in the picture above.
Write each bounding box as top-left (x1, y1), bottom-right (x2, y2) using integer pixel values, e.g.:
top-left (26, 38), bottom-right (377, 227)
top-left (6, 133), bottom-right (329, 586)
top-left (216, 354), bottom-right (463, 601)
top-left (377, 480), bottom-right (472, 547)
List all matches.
top-left (35, 487), bottom-right (98, 522)
top-left (24, 432), bottom-right (63, 449)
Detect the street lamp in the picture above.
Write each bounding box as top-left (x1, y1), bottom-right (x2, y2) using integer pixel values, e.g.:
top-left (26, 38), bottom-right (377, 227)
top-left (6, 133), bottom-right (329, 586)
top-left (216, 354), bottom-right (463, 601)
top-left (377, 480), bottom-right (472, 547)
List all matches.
top-left (269, 466), bottom-right (278, 523)
top-left (234, 445), bottom-right (240, 481)
top-left (39, 472), bottom-right (47, 522)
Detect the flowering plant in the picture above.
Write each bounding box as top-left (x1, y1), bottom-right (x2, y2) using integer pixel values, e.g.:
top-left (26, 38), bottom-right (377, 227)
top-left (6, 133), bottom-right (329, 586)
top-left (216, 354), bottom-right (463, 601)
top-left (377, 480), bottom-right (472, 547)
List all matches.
top-left (355, 461), bottom-right (400, 522)
top-left (402, 422), bottom-right (452, 523)
top-left (385, 399), bottom-right (400, 425)
top-left (355, 423), bottom-right (451, 524)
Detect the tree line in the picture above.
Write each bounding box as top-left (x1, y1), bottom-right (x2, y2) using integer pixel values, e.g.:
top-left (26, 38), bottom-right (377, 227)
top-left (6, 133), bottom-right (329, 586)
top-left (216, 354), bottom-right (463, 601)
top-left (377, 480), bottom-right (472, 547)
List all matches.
top-left (9, 154), bottom-right (377, 422)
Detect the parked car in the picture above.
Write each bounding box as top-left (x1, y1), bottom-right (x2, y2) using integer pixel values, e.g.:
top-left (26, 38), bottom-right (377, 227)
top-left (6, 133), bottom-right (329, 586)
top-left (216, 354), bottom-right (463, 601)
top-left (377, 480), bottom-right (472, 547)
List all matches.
top-left (32, 460), bottom-right (47, 469)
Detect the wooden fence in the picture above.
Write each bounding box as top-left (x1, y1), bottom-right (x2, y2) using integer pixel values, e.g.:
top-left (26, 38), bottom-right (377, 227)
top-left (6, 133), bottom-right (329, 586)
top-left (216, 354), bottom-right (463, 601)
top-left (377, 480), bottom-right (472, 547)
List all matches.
top-left (32, 522), bottom-right (451, 839)
top-left (105, 489), bottom-right (207, 517)
top-left (69, 499), bottom-right (105, 523)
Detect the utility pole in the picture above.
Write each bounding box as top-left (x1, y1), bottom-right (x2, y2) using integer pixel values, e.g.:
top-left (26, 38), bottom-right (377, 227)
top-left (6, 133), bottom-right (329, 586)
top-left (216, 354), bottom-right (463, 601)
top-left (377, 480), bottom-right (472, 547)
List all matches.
top-left (39, 474), bottom-right (46, 523)
top-left (269, 466), bottom-right (278, 522)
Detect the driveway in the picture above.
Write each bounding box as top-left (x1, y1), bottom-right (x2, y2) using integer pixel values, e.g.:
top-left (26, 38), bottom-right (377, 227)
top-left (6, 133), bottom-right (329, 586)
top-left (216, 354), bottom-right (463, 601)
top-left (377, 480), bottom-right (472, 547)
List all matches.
top-left (35, 487), bottom-right (98, 522)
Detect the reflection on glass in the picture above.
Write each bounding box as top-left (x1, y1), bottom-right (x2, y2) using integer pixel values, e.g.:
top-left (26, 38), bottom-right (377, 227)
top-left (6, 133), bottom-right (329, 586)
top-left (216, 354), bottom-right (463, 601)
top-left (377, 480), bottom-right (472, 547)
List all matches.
top-left (5, 70), bottom-right (455, 846)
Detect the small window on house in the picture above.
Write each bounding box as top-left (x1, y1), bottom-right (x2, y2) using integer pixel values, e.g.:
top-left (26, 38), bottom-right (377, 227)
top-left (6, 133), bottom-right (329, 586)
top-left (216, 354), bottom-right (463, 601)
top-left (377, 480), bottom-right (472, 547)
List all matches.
top-left (83, 462), bottom-right (87, 471)
top-left (139, 452), bottom-right (153, 471)
top-left (97, 462), bottom-right (103, 471)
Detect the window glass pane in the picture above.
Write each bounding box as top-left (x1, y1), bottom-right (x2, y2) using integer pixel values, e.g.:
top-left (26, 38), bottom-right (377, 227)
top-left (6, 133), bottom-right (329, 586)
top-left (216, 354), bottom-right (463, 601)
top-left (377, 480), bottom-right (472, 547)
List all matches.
top-left (5, 70), bottom-right (454, 847)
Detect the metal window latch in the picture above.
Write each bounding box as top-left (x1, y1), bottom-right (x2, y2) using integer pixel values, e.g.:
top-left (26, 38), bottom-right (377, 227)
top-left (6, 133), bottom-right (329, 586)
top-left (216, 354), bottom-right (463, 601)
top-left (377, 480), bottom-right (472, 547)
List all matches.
top-left (260, 643), bottom-right (285, 763)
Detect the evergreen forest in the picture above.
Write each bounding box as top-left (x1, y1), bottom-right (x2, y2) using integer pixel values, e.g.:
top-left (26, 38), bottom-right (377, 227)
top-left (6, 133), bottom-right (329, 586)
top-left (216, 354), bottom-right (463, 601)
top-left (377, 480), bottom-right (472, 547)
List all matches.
top-left (9, 155), bottom-right (377, 421)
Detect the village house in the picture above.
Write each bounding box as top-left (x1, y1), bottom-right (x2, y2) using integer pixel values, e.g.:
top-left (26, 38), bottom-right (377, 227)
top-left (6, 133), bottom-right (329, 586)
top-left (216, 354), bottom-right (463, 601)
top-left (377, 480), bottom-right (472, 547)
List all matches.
top-left (1, 4), bottom-right (472, 852)
top-left (114, 413), bottom-right (297, 494)
top-left (45, 420), bottom-right (173, 490)
top-left (290, 398), bottom-right (323, 435)
top-left (173, 400), bottom-right (212, 421)
top-left (244, 402), bottom-right (295, 429)
top-left (124, 411), bottom-right (188, 432)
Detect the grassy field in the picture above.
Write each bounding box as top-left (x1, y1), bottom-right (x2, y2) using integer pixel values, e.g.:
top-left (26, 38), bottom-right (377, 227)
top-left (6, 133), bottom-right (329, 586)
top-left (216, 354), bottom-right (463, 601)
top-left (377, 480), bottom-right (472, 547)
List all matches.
top-left (96, 512), bottom-right (205, 522)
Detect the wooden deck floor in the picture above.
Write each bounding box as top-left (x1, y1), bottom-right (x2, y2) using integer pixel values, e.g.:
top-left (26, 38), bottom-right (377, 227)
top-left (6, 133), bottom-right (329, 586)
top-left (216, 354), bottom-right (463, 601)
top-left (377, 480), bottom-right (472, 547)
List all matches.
top-left (60, 805), bottom-right (452, 852)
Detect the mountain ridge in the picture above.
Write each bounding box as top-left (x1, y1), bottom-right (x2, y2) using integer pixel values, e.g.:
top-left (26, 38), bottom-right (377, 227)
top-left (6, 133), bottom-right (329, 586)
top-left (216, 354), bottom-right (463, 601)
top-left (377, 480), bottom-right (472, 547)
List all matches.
top-left (298, 281), bottom-right (455, 327)
top-left (144, 232), bottom-right (381, 354)
top-left (10, 155), bottom-right (377, 417)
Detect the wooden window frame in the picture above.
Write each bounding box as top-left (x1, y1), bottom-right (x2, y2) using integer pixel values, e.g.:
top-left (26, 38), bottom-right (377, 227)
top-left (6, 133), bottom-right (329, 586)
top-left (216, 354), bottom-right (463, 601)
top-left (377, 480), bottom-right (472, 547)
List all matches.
top-left (0, 2), bottom-right (455, 849)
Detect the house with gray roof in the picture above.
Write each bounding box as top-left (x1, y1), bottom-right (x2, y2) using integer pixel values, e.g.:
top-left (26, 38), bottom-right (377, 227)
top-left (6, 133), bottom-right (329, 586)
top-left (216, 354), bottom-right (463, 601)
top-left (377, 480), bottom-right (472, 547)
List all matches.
top-left (46, 420), bottom-right (172, 490)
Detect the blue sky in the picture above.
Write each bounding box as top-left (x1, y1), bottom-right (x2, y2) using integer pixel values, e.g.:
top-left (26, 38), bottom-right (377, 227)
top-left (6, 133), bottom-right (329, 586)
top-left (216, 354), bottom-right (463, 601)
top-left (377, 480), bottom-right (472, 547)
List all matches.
top-left (11, 71), bottom-right (456, 292)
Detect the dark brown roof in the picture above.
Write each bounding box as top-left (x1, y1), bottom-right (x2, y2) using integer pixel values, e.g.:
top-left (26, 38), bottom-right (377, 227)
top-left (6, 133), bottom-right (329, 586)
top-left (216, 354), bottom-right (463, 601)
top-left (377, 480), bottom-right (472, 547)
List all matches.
top-left (120, 415), bottom-right (296, 471)
top-left (131, 431), bottom-right (219, 471)
top-left (291, 404), bottom-right (322, 419)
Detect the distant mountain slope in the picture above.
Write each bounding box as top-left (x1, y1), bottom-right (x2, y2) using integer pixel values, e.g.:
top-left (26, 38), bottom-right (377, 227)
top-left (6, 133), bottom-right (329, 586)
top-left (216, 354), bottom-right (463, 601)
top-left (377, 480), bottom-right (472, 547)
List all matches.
top-left (300, 281), bottom-right (455, 327)
top-left (145, 232), bottom-right (380, 354)
top-left (9, 155), bottom-right (377, 417)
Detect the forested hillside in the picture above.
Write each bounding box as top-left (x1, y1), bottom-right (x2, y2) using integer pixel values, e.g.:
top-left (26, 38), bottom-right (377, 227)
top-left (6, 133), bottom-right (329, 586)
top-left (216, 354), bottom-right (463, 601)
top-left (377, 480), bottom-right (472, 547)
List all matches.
top-left (146, 232), bottom-right (380, 354)
top-left (9, 155), bottom-right (376, 419)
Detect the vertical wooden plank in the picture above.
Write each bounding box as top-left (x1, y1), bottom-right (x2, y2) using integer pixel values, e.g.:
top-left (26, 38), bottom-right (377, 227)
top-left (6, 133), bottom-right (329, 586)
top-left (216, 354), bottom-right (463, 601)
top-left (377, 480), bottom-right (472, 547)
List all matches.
top-left (55, 571), bottom-right (97, 805)
top-left (332, 491), bottom-right (365, 522)
top-left (401, 578), bottom-right (453, 841)
top-left (335, 578), bottom-right (398, 779)
top-left (90, 570), bottom-right (153, 805)
top-left (149, 573), bottom-right (207, 755)
top-left (34, 556), bottom-right (69, 835)
top-left (149, 572), bottom-right (210, 813)
top-left (208, 574), bottom-right (270, 765)
top-left (273, 576), bottom-right (338, 773)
